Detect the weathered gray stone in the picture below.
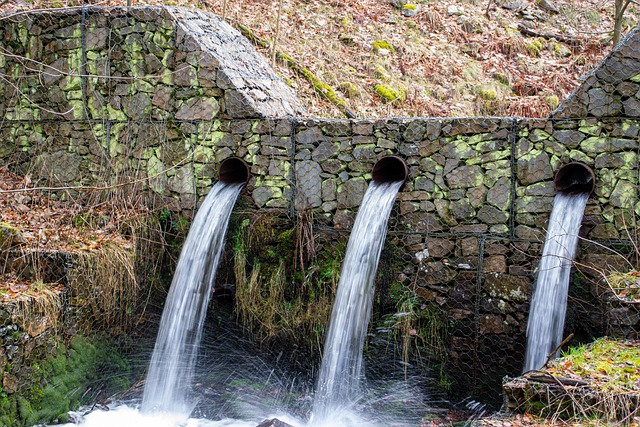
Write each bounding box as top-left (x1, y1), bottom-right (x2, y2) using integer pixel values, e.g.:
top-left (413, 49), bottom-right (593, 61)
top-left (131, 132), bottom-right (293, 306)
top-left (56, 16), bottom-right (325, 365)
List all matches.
top-left (311, 141), bottom-right (338, 162)
top-left (404, 211), bottom-right (444, 232)
top-left (483, 256), bottom-right (507, 273)
top-left (168, 165), bottom-right (195, 194)
top-left (477, 205), bottom-right (509, 224)
top-left (35, 151), bottom-right (81, 183)
top-left (352, 144), bottom-right (377, 161)
top-left (588, 87), bottom-right (623, 117)
top-left (623, 96), bottom-right (640, 117)
top-left (450, 199), bottom-right (474, 220)
top-left (296, 161), bottom-right (322, 208)
top-left (486, 177), bottom-right (511, 210)
top-left (176, 97), bottom-right (219, 120)
top-left (337, 177), bottom-right (368, 209)
top-left (297, 127), bottom-right (325, 145)
top-left (517, 150), bottom-right (553, 185)
top-left (610, 179), bottom-right (637, 207)
top-left (252, 186), bottom-right (278, 208)
top-left (552, 130), bottom-right (584, 148)
top-left (594, 152), bottom-right (636, 168)
top-left (446, 165), bottom-right (483, 189)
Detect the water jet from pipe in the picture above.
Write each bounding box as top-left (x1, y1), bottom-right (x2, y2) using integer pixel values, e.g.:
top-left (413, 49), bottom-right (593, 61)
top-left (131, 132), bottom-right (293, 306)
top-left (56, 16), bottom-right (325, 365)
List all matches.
top-left (523, 162), bottom-right (594, 372)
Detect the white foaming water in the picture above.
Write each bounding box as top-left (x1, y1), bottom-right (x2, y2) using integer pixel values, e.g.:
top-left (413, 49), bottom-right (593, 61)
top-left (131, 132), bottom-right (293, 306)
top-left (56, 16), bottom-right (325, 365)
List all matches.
top-left (523, 191), bottom-right (589, 372)
top-left (310, 180), bottom-right (403, 425)
top-left (142, 182), bottom-right (244, 416)
top-left (58, 404), bottom-right (300, 427)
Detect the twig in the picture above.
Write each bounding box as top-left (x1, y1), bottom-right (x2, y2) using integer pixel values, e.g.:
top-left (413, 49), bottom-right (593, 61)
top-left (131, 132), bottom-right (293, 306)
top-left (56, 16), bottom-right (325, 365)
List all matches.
top-left (517, 23), bottom-right (582, 46)
top-left (272, 0), bottom-right (284, 68)
top-left (526, 371), bottom-right (587, 387)
top-left (543, 332), bottom-right (574, 368)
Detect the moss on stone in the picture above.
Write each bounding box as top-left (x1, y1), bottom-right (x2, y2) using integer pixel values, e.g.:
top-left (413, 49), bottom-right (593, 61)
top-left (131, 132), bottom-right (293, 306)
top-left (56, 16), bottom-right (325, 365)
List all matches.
top-left (375, 84), bottom-right (406, 104)
top-left (552, 42), bottom-right (571, 58)
top-left (371, 39), bottom-right (395, 54)
top-left (525, 39), bottom-right (545, 57)
top-left (373, 65), bottom-right (391, 80)
top-left (339, 81), bottom-right (360, 98)
top-left (476, 85), bottom-right (497, 100)
top-left (274, 51), bottom-right (353, 116)
top-left (0, 335), bottom-right (131, 427)
top-left (492, 72), bottom-right (509, 85)
top-left (545, 94), bottom-right (560, 109)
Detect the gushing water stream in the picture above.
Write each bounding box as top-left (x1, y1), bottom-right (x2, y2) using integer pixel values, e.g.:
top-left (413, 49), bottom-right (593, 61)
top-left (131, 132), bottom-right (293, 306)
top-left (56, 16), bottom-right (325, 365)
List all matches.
top-left (142, 181), bottom-right (244, 416)
top-left (50, 170), bottom-right (430, 427)
top-left (310, 180), bottom-right (404, 425)
top-left (523, 191), bottom-right (590, 372)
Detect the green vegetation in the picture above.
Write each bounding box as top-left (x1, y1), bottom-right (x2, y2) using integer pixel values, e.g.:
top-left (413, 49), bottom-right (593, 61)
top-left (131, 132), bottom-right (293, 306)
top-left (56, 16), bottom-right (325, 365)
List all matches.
top-left (0, 336), bottom-right (131, 427)
top-left (525, 39), bottom-right (545, 57)
top-left (607, 270), bottom-right (640, 302)
top-left (339, 81), bottom-right (360, 98)
top-left (552, 338), bottom-right (640, 393)
top-left (377, 287), bottom-right (452, 391)
top-left (232, 213), bottom-right (343, 355)
top-left (509, 338), bottom-right (640, 422)
top-left (371, 39), bottom-right (395, 54)
top-left (375, 84), bottom-right (406, 104)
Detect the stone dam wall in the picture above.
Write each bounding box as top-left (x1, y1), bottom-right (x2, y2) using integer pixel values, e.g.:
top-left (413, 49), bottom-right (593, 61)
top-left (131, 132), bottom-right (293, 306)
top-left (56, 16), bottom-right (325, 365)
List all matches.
top-left (0, 7), bottom-right (639, 404)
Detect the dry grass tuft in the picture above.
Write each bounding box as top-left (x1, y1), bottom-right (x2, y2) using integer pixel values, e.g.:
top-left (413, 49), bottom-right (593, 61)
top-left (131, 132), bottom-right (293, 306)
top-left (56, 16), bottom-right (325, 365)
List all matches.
top-left (6, 280), bottom-right (63, 336)
top-left (70, 243), bottom-right (139, 333)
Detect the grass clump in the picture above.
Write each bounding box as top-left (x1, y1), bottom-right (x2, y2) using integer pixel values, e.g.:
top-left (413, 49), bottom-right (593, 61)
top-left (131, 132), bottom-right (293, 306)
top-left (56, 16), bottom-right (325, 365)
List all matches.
top-left (232, 213), bottom-right (340, 355)
top-left (550, 338), bottom-right (640, 393)
top-left (525, 39), bottom-right (545, 57)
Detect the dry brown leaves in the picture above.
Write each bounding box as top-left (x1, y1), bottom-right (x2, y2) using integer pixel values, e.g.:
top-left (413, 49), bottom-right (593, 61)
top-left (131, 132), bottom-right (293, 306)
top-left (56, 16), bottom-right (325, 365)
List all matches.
top-left (0, 166), bottom-right (139, 253)
top-left (0, 0), bottom-right (631, 118)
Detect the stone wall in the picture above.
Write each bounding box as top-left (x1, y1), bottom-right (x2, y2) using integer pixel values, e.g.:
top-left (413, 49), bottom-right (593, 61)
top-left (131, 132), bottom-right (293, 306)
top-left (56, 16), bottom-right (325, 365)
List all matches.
top-left (0, 7), bottom-right (639, 404)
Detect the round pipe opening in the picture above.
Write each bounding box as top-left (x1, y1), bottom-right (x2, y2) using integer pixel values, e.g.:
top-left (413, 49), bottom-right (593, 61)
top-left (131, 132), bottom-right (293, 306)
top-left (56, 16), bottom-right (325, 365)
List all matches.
top-left (554, 162), bottom-right (595, 195)
top-left (372, 155), bottom-right (408, 184)
top-left (219, 157), bottom-right (250, 185)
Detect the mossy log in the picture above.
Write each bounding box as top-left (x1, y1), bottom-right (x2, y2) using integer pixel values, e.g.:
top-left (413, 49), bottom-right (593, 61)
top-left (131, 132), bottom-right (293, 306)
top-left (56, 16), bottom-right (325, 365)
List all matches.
top-left (236, 23), bottom-right (356, 118)
top-left (503, 375), bottom-right (640, 422)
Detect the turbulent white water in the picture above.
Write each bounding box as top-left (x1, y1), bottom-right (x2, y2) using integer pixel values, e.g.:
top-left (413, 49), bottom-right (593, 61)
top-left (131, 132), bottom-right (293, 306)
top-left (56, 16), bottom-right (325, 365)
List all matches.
top-left (58, 404), bottom-right (301, 427)
top-left (523, 191), bottom-right (590, 372)
top-left (310, 180), bottom-right (403, 425)
top-left (141, 182), bottom-right (244, 416)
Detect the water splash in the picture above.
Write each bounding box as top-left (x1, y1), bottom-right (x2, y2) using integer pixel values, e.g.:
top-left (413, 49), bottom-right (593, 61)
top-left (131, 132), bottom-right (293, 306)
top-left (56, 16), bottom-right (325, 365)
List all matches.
top-left (58, 404), bottom-right (299, 427)
top-left (310, 180), bottom-right (403, 425)
top-left (142, 182), bottom-right (244, 416)
top-left (523, 191), bottom-right (589, 372)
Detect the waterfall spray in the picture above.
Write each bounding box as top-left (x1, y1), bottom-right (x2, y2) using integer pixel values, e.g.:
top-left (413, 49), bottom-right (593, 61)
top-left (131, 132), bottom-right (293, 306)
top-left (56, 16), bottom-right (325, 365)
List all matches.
top-left (523, 162), bottom-right (594, 372)
top-left (310, 156), bottom-right (406, 426)
top-left (142, 158), bottom-right (249, 416)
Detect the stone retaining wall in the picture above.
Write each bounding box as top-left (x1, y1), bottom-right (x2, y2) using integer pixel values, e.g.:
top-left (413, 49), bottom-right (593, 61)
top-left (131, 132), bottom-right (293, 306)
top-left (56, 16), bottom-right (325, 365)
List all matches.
top-left (0, 7), bottom-right (639, 403)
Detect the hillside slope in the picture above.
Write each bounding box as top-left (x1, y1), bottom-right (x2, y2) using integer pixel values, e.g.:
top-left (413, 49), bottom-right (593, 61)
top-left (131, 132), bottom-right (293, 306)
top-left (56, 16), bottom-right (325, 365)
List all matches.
top-left (1, 0), bottom-right (638, 118)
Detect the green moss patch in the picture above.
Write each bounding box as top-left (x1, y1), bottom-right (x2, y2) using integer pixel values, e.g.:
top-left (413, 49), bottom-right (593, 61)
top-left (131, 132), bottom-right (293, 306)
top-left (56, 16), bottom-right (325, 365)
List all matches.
top-left (371, 39), bottom-right (395, 54)
top-left (0, 336), bottom-right (131, 427)
top-left (375, 84), bottom-right (406, 104)
top-left (503, 338), bottom-right (640, 422)
top-left (549, 338), bottom-right (640, 393)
